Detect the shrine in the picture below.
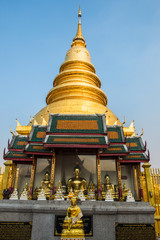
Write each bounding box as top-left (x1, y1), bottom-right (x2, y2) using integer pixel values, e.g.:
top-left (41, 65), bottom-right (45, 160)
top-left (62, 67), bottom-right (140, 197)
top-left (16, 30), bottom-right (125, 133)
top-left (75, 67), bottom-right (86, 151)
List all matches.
top-left (0, 6), bottom-right (156, 240)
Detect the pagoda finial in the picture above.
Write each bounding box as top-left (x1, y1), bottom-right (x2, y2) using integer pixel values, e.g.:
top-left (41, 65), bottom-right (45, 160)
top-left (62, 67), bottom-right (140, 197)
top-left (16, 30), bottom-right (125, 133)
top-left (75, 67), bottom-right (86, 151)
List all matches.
top-left (78, 5), bottom-right (82, 22)
top-left (72, 6), bottom-right (86, 47)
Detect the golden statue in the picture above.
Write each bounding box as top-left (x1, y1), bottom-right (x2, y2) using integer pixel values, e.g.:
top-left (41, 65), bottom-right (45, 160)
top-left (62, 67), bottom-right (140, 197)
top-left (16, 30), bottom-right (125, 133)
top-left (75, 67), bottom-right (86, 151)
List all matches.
top-left (61, 196), bottom-right (85, 239)
top-left (68, 188), bottom-right (74, 199)
top-left (54, 181), bottom-right (64, 200)
top-left (36, 172), bottom-right (51, 199)
top-left (67, 167), bottom-right (87, 196)
top-left (122, 183), bottom-right (130, 201)
top-left (20, 181), bottom-right (29, 200)
top-left (102, 175), bottom-right (115, 199)
top-left (88, 181), bottom-right (96, 200)
top-left (20, 182), bottom-right (29, 196)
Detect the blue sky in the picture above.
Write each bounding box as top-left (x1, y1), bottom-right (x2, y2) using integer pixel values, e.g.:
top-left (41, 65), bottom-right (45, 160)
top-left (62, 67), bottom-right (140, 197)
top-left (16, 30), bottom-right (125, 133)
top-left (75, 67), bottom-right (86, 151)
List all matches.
top-left (0, 0), bottom-right (160, 168)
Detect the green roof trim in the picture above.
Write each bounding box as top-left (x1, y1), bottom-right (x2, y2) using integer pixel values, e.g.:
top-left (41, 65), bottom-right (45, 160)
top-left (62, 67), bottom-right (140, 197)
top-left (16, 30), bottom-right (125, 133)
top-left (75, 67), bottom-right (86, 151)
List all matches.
top-left (122, 153), bottom-right (148, 161)
top-left (126, 137), bottom-right (145, 151)
top-left (44, 135), bottom-right (108, 145)
top-left (9, 136), bottom-right (28, 150)
top-left (25, 143), bottom-right (52, 154)
top-left (29, 126), bottom-right (46, 142)
top-left (107, 126), bottom-right (125, 143)
top-left (47, 114), bottom-right (106, 134)
top-left (4, 151), bottom-right (31, 160)
top-left (102, 144), bottom-right (128, 154)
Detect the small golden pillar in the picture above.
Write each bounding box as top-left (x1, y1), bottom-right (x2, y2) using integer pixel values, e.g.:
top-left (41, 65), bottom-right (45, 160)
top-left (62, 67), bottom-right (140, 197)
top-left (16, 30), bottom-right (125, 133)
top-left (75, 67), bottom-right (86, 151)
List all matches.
top-left (133, 165), bottom-right (140, 200)
top-left (50, 150), bottom-right (56, 199)
top-left (9, 162), bottom-right (17, 193)
top-left (96, 150), bottom-right (102, 200)
top-left (14, 167), bottom-right (20, 190)
top-left (29, 157), bottom-right (36, 199)
top-left (137, 163), bottom-right (143, 200)
top-left (116, 158), bottom-right (122, 201)
top-left (142, 163), bottom-right (154, 205)
top-left (7, 166), bottom-right (12, 189)
top-left (2, 160), bottom-right (12, 190)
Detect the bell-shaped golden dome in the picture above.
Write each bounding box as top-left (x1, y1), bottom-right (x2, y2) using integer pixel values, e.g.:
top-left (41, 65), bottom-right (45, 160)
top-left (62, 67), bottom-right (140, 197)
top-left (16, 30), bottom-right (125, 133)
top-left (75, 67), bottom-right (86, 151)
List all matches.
top-left (33, 7), bottom-right (121, 126)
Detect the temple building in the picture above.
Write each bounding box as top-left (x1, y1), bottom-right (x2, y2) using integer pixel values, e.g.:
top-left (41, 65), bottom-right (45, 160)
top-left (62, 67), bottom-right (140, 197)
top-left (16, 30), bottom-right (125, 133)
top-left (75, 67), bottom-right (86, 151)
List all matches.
top-left (0, 7), bottom-right (156, 240)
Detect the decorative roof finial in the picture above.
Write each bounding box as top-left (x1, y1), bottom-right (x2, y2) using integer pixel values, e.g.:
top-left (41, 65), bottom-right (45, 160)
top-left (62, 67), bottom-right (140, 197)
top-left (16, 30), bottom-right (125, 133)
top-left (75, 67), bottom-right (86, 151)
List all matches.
top-left (78, 5), bottom-right (82, 23)
top-left (123, 116), bottom-right (126, 125)
top-left (140, 128), bottom-right (144, 137)
top-left (16, 118), bottom-right (21, 127)
top-left (72, 6), bottom-right (86, 47)
top-left (10, 127), bottom-right (14, 136)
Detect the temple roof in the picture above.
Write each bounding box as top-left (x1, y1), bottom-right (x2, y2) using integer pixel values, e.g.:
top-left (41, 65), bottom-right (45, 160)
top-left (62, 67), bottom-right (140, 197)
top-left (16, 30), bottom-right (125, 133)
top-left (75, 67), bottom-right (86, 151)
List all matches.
top-left (47, 114), bottom-right (106, 134)
top-left (4, 114), bottom-right (149, 164)
top-left (121, 153), bottom-right (149, 163)
top-left (107, 125), bottom-right (125, 143)
top-left (8, 135), bottom-right (27, 151)
top-left (29, 126), bottom-right (46, 142)
top-left (25, 143), bottom-right (52, 155)
top-left (101, 144), bottom-right (128, 156)
top-left (4, 151), bottom-right (33, 162)
top-left (126, 136), bottom-right (146, 152)
top-left (44, 135), bottom-right (108, 148)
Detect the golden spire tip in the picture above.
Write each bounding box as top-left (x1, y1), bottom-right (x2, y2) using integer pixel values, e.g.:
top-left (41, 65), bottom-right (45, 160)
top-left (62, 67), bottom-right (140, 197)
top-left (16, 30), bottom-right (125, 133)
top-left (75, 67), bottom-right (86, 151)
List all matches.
top-left (72, 5), bottom-right (85, 47)
top-left (78, 5), bottom-right (81, 18)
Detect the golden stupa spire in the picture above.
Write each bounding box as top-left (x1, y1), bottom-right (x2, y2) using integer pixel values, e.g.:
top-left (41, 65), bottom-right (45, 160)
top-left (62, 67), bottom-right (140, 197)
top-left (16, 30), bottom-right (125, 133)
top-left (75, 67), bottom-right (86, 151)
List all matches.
top-left (33, 7), bottom-right (121, 126)
top-left (72, 6), bottom-right (86, 47)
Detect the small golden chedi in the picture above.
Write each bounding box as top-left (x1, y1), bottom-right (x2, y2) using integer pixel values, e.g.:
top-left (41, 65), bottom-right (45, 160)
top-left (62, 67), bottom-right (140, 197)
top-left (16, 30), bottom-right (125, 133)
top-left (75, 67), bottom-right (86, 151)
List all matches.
top-left (61, 196), bottom-right (85, 240)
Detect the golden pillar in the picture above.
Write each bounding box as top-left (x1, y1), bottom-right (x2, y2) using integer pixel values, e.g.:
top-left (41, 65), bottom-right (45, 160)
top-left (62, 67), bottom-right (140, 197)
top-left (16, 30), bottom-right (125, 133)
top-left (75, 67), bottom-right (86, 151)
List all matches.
top-left (133, 165), bottom-right (140, 200)
top-left (2, 160), bottom-right (12, 190)
top-left (29, 157), bottom-right (36, 199)
top-left (7, 167), bottom-right (12, 189)
top-left (50, 150), bottom-right (56, 199)
top-left (137, 163), bottom-right (143, 200)
top-left (96, 150), bottom-right (102, 200)
top-left (9, 162), bottom-right (17, 193)
top-left (14, 167), bottom-right (20, 190)
top-left (116, 158), bottom-right (122, 201)
top-left (142, 163), bottom-right (154, 205)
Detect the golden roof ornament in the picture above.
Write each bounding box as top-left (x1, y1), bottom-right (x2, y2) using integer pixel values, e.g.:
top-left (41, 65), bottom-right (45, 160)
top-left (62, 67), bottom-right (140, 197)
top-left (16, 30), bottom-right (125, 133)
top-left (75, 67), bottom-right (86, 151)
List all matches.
top-left (10, 127), bottom-right (14, 136)
top-left (15, 117), bottom-right (32, 135)
top-left (32, 117), bottom-right (38, 126)
top-left (41, 115), bottom-right (47, 126)
top-left (29, 116), bottom-right (32, 125)
top-left (123, 120), bottom-right (136, 137)
top-left (16, 118), bottom-right (21, 127)
top-left (114, 118), bottom-right (119, 125)
top-left (72, 5), bottom-right (86, 47)
top-left (122, 116), bottom-right (126, 125)
top-left (106, 116), bottom-right (110, 125)
top-left (140, 128), bottom-right (144, 137)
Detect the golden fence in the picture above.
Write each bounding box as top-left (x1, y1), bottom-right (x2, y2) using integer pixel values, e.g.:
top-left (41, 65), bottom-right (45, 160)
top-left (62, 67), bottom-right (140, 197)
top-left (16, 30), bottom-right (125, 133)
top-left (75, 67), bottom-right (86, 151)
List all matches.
top-left (142, 164), bottom-right (160, 237)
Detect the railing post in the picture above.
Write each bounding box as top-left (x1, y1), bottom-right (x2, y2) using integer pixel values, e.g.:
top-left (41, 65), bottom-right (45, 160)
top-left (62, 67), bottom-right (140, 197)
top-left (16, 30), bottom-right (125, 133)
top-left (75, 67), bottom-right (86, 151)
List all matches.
top-left (142, 163), bottom-right (154, 205)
